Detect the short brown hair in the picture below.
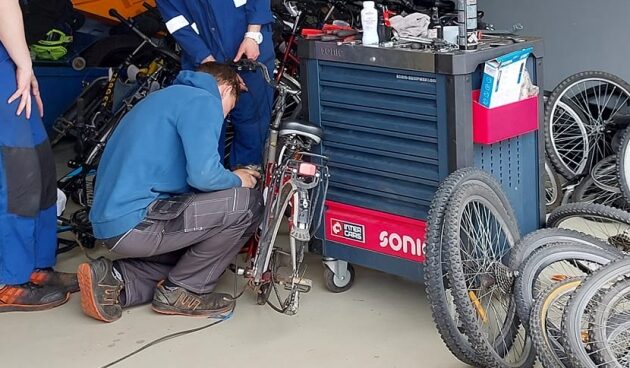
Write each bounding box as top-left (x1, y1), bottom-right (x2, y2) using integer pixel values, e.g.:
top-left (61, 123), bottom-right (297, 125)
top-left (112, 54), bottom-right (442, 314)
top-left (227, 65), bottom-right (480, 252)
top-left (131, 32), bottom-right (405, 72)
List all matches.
top-left (196, 62), bottom-right (242, 99)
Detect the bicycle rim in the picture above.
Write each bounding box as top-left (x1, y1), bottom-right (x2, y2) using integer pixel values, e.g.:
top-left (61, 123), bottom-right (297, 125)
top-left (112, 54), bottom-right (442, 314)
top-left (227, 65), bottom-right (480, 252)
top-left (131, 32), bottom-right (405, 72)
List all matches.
top-left (588, 278), bottom-right (630, 367)
top-left (562, 258), bottom-right (630, 368)
top-left (444, 183), bottom-right (534, 368)
top-left (591, 155), bottom-right (621, 193)
top-left (529, 277), bottom-right (583, 368)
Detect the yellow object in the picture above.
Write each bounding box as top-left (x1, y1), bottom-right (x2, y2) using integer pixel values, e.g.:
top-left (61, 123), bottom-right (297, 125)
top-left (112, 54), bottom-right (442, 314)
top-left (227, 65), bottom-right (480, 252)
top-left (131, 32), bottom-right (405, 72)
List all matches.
top-left (72, 0), bottom-right (156, 23)
top-left (469, 291), bottom-right (488, 324)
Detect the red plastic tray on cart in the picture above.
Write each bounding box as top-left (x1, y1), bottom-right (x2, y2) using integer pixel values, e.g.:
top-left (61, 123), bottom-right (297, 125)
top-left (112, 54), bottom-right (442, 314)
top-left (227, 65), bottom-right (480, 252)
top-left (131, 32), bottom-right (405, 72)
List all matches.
top-left (472, 90), bottom-right (539, 145)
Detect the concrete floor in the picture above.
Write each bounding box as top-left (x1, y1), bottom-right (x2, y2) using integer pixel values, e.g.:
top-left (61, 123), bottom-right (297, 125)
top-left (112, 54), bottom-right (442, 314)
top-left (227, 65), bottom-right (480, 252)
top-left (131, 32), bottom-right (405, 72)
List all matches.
top-left (0, 143), bottom-right (466, 368)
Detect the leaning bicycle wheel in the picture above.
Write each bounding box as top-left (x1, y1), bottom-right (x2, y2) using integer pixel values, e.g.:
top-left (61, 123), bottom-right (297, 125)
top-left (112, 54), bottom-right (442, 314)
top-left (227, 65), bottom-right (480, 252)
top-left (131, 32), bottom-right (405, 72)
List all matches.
top-left (588, 277), bottom-right (630, 367)
top-left (529, 277), bottom-right (583, 368)
top-left (443, 181), bottom-right (535, 367)
top-left (547, 202), bottom-right (630, 252)
top-left (546, 71), bottom-right (630, 180)
top-left (562, 258), bottom-right (630, 368)
top-left (425, 168), bottom-right (516, 366)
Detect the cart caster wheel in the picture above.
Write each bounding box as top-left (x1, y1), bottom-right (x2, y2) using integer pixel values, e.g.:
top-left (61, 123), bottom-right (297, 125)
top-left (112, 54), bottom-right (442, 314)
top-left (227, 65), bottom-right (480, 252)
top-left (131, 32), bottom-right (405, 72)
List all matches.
top-left (256, 283), bottom-right (272, 305)
top-left (324, 263), bottom-right (355, 293)
top-left (72, 56), bottom-right (86, 71)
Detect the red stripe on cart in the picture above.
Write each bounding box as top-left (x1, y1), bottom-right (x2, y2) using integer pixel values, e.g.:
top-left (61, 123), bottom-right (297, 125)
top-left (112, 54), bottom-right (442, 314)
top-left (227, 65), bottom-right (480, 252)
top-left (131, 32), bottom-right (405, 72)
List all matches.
top-left (325, 201), bottom-right (427, 263)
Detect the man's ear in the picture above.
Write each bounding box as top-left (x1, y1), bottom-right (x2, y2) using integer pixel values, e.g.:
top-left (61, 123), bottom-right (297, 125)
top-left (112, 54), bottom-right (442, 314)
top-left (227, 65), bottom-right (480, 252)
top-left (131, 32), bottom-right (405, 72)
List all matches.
top-left (218, 84), bottom-right (235, 99)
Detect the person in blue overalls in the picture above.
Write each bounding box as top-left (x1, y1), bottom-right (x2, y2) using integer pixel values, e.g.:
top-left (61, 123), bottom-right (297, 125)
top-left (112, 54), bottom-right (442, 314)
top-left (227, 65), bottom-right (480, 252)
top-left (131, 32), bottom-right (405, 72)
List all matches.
top-left (0, 0), bottom-right (78, 312)
top-left (157, 0), bottom-right (275, 167)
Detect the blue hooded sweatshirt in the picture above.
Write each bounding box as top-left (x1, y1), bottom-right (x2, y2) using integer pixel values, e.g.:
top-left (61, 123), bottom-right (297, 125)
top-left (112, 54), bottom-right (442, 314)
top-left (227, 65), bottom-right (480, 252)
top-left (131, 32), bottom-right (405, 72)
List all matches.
top-left (89, 70), bottom-right (242, 239)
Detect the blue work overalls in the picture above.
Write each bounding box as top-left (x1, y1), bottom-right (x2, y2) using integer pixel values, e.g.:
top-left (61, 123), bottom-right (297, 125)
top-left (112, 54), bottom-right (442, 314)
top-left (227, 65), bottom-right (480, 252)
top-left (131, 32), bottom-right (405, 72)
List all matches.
top-left (0, 43), bottom-right (57, 285)
top-left (157, 0), bottom-right (276, 166)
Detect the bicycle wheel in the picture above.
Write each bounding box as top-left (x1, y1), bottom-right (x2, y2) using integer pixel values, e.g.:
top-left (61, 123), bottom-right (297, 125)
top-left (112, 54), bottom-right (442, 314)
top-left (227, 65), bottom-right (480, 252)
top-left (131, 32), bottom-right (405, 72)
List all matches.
top-left (545, 159), bottom-right (564, 212)
top-left (443, 182), bottom-right (535, 368)
top-left (546, 71), bottom-right (630, 180)
top-left (591, 155), bottom-right (620, 193)
top-left (562, 258), bottom-right (630, 368)
top-left (588, 278), bottom-right (630, 367)
top-left (617, 125), bottom-right (630, 205)
top-left (425, 168), bottom-right (515, 366)
top-left (545, 98), bottom-right (590, 180)
top-left (571, 175), bottom-right (627, 208)
top-left (513, 242), bottom-right (620, 327)
top-left (529, 277), bottom-right (583, 368)
top-left (508, 228), bottom-right (615, 273)
top-left (547, 202), bottom-right (630, 252)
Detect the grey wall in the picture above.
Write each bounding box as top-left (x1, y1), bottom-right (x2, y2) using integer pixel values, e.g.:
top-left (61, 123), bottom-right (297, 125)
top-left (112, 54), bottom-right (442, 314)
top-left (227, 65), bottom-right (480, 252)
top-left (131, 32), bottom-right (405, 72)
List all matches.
top-left (480, 0), bottom-right (630, 90)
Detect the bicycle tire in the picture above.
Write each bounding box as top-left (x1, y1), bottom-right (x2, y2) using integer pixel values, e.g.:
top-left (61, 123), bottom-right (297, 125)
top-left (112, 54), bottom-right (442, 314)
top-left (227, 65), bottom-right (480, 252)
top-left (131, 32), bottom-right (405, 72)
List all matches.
top-left (508, 228), bottom-right (615, 273)
top-left (529, 277), bottom-right (583, 368)
top-left (547, 202), bottom-right (630, 252)
top-left (443, 182), bottom-right (535, 368)
top-left (513, 242), bottom-right (619, 327)
top-left (545, 159), bottom-right (564, 212)
top-left (588, 277), bottom-right (630, 367)
top-left (562, 258), bottom-right (630, 368)
top-left (571, 175), bottom-right (627, 208)
top-left (617, 125), bottom-right (630, 205)
top-left (424, 168), bottom-right (516, 366)
top-left (545, 71), bottom-right (630, 180)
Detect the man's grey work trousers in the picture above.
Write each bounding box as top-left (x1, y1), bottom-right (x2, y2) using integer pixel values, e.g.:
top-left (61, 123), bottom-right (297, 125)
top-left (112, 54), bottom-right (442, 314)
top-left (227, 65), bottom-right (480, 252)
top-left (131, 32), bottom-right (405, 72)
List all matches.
top-left (103, 188), bottom-right (263, 307)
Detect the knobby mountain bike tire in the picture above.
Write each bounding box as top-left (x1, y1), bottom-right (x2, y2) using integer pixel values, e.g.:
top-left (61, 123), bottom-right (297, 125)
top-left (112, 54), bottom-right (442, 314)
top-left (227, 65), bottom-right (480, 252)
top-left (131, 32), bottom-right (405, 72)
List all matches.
top-left (424, 168), bottom-right (516, 366)
top-left (443, 182), bottom-right (535, 368)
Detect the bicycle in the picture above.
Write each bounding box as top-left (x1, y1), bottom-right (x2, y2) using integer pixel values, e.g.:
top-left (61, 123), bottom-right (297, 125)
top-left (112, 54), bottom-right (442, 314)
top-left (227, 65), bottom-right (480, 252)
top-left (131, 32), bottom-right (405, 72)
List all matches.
top-left (229, 59), bottom-right (329, 315)
top-left (50, 7), bottom-right (180, 149)
top-left (55, 9), bottom-right (180, 254)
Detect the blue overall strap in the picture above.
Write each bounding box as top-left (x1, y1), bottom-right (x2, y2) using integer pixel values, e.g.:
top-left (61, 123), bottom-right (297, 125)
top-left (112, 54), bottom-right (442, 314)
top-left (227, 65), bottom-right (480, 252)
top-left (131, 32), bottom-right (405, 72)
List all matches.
top-left (0, 52), bottom-right (57, 285)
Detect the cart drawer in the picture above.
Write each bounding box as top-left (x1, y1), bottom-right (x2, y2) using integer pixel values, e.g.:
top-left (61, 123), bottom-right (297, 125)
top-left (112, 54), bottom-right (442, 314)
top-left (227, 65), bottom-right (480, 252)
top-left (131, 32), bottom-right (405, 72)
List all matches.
top-left (319, 61), bottom-right (437, 95)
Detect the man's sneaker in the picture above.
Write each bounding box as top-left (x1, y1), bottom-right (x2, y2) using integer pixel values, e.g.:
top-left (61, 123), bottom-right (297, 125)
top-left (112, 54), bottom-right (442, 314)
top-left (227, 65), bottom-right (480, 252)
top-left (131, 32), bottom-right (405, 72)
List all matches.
top-left (30, 268), bottom-right (79, 294)
top-left (77, 257), bottom-right (123, 322)
top-left (152, 282), bottom-right (235, 317)
top-left (0, 282), bottom-right (69, 312)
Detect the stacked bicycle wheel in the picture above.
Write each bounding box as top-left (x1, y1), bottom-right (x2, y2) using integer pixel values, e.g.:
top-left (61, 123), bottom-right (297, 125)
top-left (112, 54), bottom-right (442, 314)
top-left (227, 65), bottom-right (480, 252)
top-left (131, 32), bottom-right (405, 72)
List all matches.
top-left (544, 71), bottom-right (630, 210)
top-left (425, 168), bottom-right (630, 367)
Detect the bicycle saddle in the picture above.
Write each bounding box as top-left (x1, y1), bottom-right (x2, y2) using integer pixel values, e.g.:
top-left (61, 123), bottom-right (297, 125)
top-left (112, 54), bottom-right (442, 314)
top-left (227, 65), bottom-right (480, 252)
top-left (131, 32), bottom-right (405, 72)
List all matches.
top-left (279, 119), bottom-right (324, 144)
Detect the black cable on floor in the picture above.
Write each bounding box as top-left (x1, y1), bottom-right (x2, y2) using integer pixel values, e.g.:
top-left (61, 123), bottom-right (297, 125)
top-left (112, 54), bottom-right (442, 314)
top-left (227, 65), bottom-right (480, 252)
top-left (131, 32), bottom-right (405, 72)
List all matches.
top-left (100, 315), bottom-right (229, 368)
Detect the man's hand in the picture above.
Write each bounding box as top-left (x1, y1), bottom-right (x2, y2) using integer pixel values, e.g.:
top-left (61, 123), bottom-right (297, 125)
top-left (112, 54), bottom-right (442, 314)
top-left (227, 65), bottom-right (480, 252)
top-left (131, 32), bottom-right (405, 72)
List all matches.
top-left (234, 38), bottom-right (260, 61)
top-left (233, 168), bottom-right (261, 188)
top-left (8, 66), bottom-right (44, 119)
top-left (202, 55), bottom-right (215, 63)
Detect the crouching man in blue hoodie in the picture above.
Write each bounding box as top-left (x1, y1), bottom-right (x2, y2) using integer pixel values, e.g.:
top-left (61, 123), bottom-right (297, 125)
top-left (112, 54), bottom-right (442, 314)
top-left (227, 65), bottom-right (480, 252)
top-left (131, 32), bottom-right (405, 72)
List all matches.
top-left (78, 63), bottom-right (263, 322)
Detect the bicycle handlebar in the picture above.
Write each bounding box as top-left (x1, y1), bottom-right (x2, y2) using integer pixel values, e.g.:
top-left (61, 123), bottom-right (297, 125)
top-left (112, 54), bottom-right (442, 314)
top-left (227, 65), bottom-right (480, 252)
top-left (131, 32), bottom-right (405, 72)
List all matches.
top-left (109, 9), bottom-right (158, 48)
top-left (230, 60), bottom-right (276, 87)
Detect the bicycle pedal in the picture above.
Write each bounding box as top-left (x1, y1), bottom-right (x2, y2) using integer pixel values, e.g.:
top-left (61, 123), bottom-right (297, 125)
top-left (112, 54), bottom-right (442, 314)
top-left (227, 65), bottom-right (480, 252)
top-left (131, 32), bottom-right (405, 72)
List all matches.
top-left (278, 276), bottom-right (312, 293)
top-left (290, 227), bottom-right (311, 242)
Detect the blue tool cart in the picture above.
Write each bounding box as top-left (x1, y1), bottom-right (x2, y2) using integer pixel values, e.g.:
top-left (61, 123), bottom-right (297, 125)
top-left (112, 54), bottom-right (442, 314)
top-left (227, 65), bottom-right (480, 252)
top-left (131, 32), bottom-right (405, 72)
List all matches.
top-left (298, 38), bottom-right (545, 290)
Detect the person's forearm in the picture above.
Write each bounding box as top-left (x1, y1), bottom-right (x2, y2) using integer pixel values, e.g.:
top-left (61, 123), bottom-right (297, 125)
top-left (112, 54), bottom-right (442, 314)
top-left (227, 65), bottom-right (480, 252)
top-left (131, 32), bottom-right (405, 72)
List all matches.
top-left (0, 0), bottom-right (31, 69)
top-left (247, 25), bottom-right (261, 32)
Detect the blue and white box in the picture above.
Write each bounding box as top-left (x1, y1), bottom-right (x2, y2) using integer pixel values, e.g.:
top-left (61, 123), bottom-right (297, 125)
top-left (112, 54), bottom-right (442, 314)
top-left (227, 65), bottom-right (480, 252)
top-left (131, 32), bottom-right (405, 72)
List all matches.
top-left (479, 47), bottom-right (533, 108)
